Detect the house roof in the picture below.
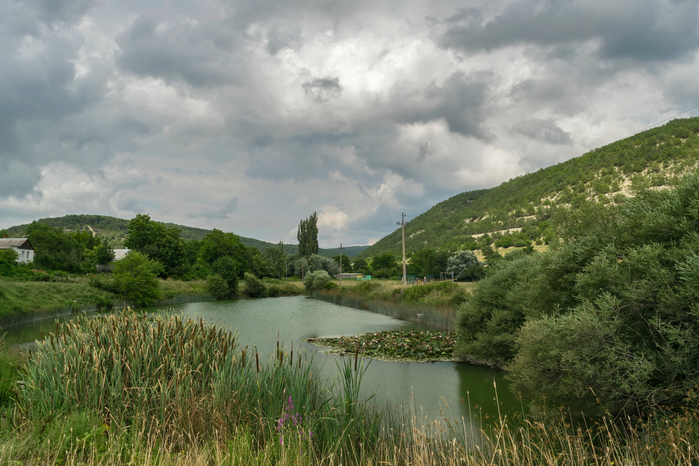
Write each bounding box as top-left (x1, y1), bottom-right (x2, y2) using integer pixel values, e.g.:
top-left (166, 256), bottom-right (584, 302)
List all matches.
top-left (0, 238), bottom-right (34, 250)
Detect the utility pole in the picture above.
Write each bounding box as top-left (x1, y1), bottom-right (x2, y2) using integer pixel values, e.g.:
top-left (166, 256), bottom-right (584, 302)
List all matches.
top-left (339, 242), bottom-right (343, 286)
top-left (397, 213), bottom-right (407, 285)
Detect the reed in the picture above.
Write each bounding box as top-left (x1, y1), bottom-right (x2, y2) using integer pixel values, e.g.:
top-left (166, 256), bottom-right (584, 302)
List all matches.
top-left (13, 310), bottom-right (400, 460)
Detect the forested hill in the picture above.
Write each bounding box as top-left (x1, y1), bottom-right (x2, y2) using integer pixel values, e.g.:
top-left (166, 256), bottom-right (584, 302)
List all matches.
top-left (358, 117), bottom-right (699, 259)
top-left (4, 214), bottom-right (368, 257)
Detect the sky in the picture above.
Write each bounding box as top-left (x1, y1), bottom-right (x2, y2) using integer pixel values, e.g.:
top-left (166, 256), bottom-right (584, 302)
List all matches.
top-left (2, 0), bottom-right (699, 247)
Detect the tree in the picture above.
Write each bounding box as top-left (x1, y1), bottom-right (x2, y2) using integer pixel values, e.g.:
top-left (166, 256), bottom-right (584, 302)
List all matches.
top-left (211, 256), bottom-right (239, 299)
top-left (200, 229), bottom-right (250, 278)
top-left (124, 214), bottom-right (186, 278)
top-left (206, 274), bottom-right (230, 300)
top-left (112, 252), bottom-right (163, 307)
top-left (26, 222), bottom-right (86, 272)
top-left (446, 250), bottom-right (483, 281)
top-left (243, 272), bottom-right (268, 298)
top-left (297, 212), bottom-right (318, 257)
top-left (262, 242), bottom-right (286, 278)
top-left (94, 244), bottom-right (115, 266)
top-left (371, 252), bottom-right (399, 278)
top-left (333, 254), bottom-right (351, 272)
top-left (351, 257), bottom-right (371, 275)
top-left (308, 254), bottom-right (339, 276)
top-left (303, 270), bottom-right (332, 292)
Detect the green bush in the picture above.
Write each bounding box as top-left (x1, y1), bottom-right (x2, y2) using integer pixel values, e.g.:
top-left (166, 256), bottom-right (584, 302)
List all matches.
top-left (206, 274), bottom-right (229, 300)
top-left (112, 252), bottom-right (163, 307)
top-left (211, 256), bottom-right (238, 299)
top-left (267, 284), bottom-right (281, 297)
top-left (324, 281), bottom-right (339, 290)
top-left (303, 270), bottom-right (332, 292)
top-left (243, 272), bottom-right (267, 298)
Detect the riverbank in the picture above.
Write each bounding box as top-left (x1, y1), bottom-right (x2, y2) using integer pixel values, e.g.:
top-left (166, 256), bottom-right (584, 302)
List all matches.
top-left (0, 277), bottom-right (305, 327)
top-left (311, 279), bottom-right (477, 331)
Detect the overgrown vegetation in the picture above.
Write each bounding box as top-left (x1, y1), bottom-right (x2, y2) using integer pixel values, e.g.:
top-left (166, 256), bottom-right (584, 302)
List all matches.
top-left (456, 172), bottom-right (699, 417)
top-left (12, 310), bottom-right (398, 463)
top-left (0, 311), bottom-right (697, 464)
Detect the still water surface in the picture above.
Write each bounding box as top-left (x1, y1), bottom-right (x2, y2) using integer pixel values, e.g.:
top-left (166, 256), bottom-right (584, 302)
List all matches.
top-left (5, 296), bottom-right (521, 427)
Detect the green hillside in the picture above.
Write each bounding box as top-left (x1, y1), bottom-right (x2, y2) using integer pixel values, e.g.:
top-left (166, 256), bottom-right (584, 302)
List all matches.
top-left (359, 117), bottom-right (699, 259)
top-left (4, 214), bottom-right (367, 257)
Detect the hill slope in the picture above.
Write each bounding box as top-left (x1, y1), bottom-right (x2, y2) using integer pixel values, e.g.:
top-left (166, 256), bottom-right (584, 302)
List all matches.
top-left (358, 117), bottom-right (699, 259)
top-left (4, 215), bottom-right (368, 257)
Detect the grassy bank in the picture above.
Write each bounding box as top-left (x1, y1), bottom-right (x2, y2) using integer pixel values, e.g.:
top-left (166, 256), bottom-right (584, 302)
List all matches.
top-left (0, 277), bottom-right (305, 326)
top-left (311, 280), bottom-right (477, 331)
top-left (0, 310), bottom-right (697, 464)
top-left (0, 278), bottom-right (211, 325)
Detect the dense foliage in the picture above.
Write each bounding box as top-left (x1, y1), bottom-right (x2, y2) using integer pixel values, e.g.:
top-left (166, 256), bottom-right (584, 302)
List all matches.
top-left (303, 270), bottom-right (332, 291)
top-left (457, 173), bottom-right (699, 415)
top-left (112, 252), bottom-right (163, 306)
top-left (297, 212), bottom-right (319, 257)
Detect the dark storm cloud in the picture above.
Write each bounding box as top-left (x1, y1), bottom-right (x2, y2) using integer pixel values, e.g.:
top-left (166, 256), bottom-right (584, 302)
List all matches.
top-left (393, 72), bottom-right (493, 140)
top-left (187, 197), bottom-right (239, 220)
top-left (302, 77), bottom-right (343, 102)
top-left (116, 15), bottom-right (243, 87)
top-left (434, 0), bottom-right (699, 63)
top-left (512, 118), bottom-right (573, 145)
top-left (0, 0), bottom-right (106, 198)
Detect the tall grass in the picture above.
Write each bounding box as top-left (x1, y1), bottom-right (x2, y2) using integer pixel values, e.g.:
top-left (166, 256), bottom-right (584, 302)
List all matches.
top-left (311, 280), bottom-right (472, 330)
top-left (13, 310), bottom-right (399, 461)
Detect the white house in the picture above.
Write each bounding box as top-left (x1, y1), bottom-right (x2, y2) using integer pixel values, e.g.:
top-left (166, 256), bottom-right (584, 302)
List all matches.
top-left (0, 238), bottom-right (35, 264)
top-left (113, 249), bottom-right (130, 260)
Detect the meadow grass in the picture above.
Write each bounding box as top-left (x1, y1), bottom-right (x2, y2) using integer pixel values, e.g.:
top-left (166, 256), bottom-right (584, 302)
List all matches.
top-left (0, 281), bottom-right (116, 323)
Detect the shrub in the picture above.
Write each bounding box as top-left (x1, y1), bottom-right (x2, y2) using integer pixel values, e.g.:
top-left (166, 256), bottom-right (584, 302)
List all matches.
top-left (211, 256), bottom-right (238, 299)
top-left (243, 272), bottom-right (267, 298)
top-left (324, 281), bottom-right (339, 290)
top-left (267, 284), bottom-right (281, 297)
top-left (112, 252), bottom-right (163, 307)
top-left (206, 274), bottom-right (229, 300)
top-left (446, 250), bottom-right (483, 281)
top-left (303, 270), bottom-right (332, 292)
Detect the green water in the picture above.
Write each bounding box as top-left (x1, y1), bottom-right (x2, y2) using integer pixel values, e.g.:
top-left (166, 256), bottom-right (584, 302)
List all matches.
top-left (3, 296), bottom-right (521, 429)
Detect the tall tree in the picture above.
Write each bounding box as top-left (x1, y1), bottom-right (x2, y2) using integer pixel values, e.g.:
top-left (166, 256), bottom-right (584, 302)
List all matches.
top-left (124, 214), bottom-right (186, 278)
top-left (297, 212), bottom-right (319, 257)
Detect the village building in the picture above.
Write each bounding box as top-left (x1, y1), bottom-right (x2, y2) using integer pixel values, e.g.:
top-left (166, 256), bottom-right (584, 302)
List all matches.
top-left (0, 238), bottom-right (35, 264)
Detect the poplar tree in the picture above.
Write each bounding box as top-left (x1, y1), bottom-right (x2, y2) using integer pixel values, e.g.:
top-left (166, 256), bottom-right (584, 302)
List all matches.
top-left (297, 212), bottom-right (319, 257)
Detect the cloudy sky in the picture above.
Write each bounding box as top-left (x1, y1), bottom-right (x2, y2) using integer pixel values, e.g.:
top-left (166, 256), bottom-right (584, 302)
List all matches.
top-left (2, 0), bottom-right (699, 246)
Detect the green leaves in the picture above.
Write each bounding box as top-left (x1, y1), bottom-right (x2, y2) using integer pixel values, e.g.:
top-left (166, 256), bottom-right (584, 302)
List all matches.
top-left (313, 330), bottom-right (456, 362)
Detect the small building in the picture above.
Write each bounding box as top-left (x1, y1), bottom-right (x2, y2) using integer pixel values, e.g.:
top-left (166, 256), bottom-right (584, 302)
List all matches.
top-left (0, 238), bottom-right (35, 264)
top-left (334, 272), bottom-right (364, 280)
top-left (113, 249), bottom-right (131, 260)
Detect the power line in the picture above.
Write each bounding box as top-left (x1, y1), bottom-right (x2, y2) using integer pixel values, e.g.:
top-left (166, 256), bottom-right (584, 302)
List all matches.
top-left (626, 103), bottom-right (699, 139)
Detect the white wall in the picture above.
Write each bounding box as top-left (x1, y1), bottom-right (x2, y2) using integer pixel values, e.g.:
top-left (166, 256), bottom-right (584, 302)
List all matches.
top-left (13, 247), bottom-right (34, 264)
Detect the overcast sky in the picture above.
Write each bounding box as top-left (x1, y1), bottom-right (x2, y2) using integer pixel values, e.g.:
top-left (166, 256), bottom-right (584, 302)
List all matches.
top-left (2, 0), bottom-right (699, 246)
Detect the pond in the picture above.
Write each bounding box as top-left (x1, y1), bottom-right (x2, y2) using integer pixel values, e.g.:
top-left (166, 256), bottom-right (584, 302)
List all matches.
top-left (5, 296), bottom-right (522, 434)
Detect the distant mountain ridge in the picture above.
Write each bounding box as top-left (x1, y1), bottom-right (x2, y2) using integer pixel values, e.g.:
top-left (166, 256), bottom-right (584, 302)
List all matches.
top-left (4, 214), bottom-right (368, 258)
top-left (358, 117), bottom-right (699, 259)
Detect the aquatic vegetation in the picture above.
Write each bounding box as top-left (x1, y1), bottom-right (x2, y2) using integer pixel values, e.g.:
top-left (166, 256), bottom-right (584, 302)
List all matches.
top-left (309, 329), bottom-right (456, 361)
